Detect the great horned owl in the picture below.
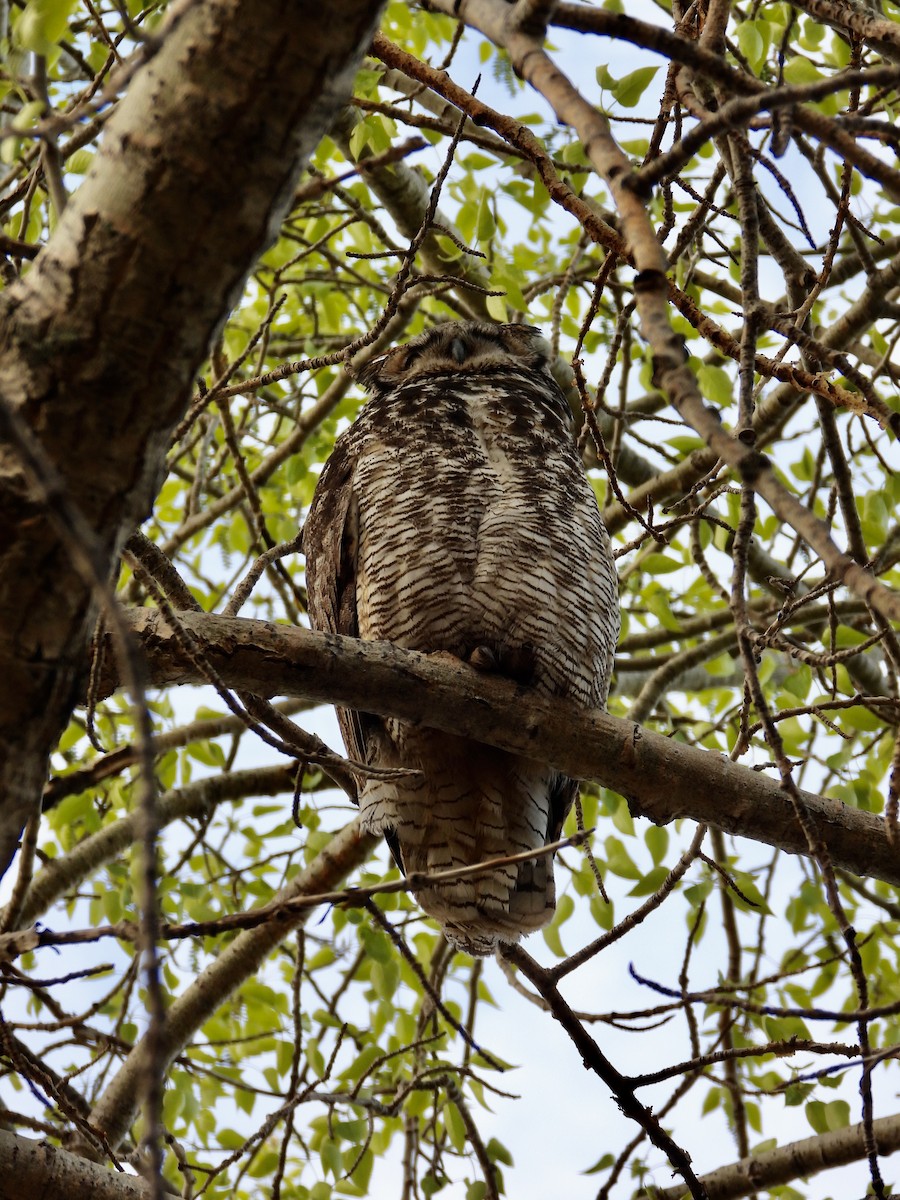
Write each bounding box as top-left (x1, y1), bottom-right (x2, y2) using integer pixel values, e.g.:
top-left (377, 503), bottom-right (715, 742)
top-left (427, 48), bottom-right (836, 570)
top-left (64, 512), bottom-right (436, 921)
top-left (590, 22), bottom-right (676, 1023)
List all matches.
top-left (303, 321), bottom-right (618, 955)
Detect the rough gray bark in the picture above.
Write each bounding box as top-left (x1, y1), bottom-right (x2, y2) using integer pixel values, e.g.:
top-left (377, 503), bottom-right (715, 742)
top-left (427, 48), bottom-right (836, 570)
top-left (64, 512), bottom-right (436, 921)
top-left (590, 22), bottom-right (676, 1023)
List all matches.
top-left (0, 0), bottom-right (386, 876)
top-left (645, 1111), bottom-right (900, 1200)
top-left (0, 1129), bottom-right (156, 1200)
top-left (100, 609), bottom-right (899, 886)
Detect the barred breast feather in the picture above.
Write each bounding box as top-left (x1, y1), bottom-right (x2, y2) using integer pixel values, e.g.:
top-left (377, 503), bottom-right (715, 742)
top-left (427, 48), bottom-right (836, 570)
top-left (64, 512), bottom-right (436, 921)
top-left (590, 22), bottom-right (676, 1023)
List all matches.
top-left (303, 321), bottom-right (618, 955)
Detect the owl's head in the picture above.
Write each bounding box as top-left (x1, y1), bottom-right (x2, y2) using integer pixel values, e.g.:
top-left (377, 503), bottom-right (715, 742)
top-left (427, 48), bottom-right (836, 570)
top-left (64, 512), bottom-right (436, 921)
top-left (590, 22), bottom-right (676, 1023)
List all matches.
top-left (357, 321), bottom-right (554, 392)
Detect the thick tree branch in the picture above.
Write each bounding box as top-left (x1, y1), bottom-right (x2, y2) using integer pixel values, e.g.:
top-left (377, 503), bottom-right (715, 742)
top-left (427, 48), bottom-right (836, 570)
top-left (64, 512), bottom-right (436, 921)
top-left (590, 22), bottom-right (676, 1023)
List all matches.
top-left (100, 609), bottom-right (900, 886)
top-left (645, 1110), bottom-right (900, 1200)
top-left (0, 1129), bottom-right (156, 1200)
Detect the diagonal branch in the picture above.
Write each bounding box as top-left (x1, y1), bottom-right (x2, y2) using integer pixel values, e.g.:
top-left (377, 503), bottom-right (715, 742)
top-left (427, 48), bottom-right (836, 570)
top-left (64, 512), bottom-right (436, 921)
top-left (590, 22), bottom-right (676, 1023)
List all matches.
top-left (502, 942), bottom-right (710, 1199)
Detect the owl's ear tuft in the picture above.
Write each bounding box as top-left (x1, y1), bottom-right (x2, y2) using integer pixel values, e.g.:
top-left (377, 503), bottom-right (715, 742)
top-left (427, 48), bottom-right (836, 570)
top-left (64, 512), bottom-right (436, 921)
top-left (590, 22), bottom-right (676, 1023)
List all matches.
top-left (502, 323), bottom-right (553, 369)
top-left (355, 347), bottom-right (402, 392)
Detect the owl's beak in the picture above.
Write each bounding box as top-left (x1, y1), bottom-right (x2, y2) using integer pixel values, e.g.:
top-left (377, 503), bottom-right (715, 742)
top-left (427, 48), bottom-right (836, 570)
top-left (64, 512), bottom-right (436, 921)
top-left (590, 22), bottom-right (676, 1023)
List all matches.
top-left (450, 337), bottom-right (468, 364)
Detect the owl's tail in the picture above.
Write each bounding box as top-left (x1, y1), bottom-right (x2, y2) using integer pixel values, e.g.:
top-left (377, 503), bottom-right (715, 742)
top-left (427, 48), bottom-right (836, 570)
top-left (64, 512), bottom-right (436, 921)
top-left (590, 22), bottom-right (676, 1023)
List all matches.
top-left (359, 726), bottom-right (574, 956)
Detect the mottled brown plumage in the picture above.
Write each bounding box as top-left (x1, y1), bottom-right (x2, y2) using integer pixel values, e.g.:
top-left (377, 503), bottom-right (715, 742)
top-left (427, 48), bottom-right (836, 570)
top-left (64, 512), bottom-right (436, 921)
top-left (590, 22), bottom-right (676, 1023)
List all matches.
top-left (303, 321), bottom-right (618, 954)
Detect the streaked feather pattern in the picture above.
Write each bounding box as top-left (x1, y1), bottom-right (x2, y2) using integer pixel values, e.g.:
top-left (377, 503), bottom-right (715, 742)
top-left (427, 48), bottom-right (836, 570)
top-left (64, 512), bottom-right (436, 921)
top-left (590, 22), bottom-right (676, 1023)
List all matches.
top-left (303, 321), bottom-right (618, 954)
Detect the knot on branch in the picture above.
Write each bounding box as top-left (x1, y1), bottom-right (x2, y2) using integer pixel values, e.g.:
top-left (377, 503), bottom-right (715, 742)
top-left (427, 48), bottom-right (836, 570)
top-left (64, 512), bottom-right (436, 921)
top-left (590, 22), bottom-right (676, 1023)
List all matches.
top-left (620, 168), bottom-right (654, 199)
top-left (738, 449), bottom-right (771, 485)
top-left (649, 340), bottom-right (690, 391)
top-left (504, 0), bottom-right (560, 41)
top-left (633, 268), bottom-right (668, 295)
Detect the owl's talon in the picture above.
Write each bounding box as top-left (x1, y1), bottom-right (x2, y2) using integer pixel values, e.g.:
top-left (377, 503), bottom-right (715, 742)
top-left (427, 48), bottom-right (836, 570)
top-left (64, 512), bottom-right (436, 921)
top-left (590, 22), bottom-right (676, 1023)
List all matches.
top-left (468, 645), bottom-right (498, 672)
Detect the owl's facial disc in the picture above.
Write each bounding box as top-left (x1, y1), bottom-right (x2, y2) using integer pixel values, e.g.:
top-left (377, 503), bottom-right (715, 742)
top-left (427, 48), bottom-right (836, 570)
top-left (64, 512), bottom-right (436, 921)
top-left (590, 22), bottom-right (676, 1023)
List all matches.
top-left (404, 327), bottom-right (514, 374)
top-left (358, 321), bottom-right (553, 392)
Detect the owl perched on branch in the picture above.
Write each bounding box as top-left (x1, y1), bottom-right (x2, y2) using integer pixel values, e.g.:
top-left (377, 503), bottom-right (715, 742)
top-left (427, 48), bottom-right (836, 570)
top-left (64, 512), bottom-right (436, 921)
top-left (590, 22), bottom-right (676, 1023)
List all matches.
top-left (303, 321), bottom-right (619, 955)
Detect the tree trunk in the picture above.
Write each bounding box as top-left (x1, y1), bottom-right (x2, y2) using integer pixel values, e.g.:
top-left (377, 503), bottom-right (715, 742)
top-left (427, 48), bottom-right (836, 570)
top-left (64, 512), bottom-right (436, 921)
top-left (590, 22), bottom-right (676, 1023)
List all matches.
top-left (0, 0), bottom-right (385, 874)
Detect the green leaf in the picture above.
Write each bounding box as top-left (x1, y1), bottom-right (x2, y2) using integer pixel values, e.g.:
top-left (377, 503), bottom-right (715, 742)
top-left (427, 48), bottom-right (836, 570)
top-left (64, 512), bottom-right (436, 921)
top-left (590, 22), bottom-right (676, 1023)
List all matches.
top-left (665, 435), bottom-right (707, 453)
top-left (605, 837), bottom-right (641, 880)
top-left (306, 1038), bottom-right (326, 1078)
top-left (360, 925), bottom-right (393, 963)
top-left (543, 893), bottom-right (573, 957)
top-left (590, 894), bottom-right (614, 929)
top-left (730, 872), bottom-right (772, 915)
top-left (697, 363), bottom-right (734, 408)
top-left (642, 553), bottom-right (683, 575)
top-left (187, 739), bottom-right (226, 767)
top-left (801, 17), bottom-right (826, 47)
top-left (321, 1136), bottom-right (343, 1177)
top-left (608, 66), bottom-right (660, 108)
top-left (736, 21), bottom-right (769, 71)
top-left (805, 1099), bottom-right (850, 1134)
top-left (102, 887), bottom-right (123, 924)
top-left (628, 866), bottom-right (671, 896)
top-left (445, 1102), bottom-right (467, 1153)
top-left (583, 1151), bottom-right (615, 1175)
top-left (57, 720), bottom-right (85, 753)
top-left (486, 1137), bottom-right (513, 1166)
top-left (11, 100), bottom-right (46, 132)
top-left (825, 30), bottom-right (852, 67)
top-left (839, 705), bottom-right (883, 732)
top-left (216, 1128), bottom-right (246, 1151)
top-left (339, 1043), bottom-right (383, 1082)
top-left (476, 192), bottom-right (495, 241)
top-left (644, 586), bottom-right (683, 632)
top-left (782, 662), bottom-right (811, 701)
top-left (783, 1080), bottom-right (814, 1106)
top-left (15, 0), bottom-right (78, 53)
top-left (611, 798), bottom-right (635, 836)
top-left (65, 149), bottom-right (94, 175)
top-left (783, 56), bottom-right (822, 85)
